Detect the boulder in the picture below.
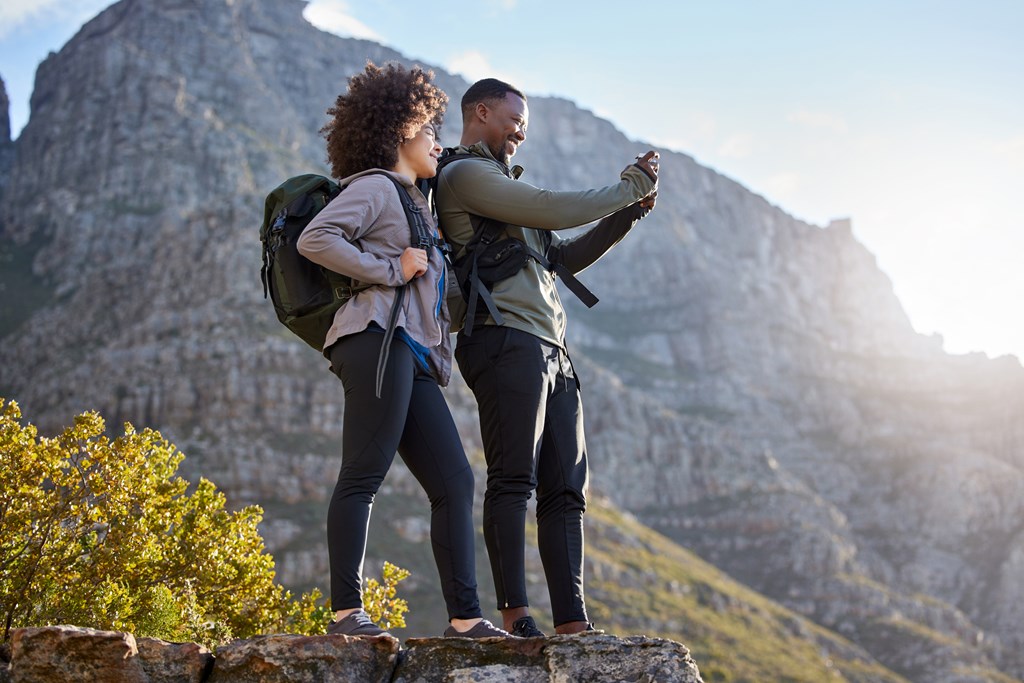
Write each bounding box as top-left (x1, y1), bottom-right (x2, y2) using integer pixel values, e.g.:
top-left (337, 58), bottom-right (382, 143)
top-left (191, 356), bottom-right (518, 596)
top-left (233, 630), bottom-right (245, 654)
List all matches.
top-left (8, 627), bottom-right (213, 683)
top-left (10, 626), bottom-right (145, 683)
top-left (206, 633), bottom-right (400, 683)
top-left (136, 637), bottom-right (214, 683)
top-left (398, 632), bottom-right (704, 683)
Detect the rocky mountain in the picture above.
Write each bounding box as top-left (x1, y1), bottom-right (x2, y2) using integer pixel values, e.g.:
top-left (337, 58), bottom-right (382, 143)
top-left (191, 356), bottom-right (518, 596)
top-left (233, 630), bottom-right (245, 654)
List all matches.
top-left (1, 0), bottom-right (1021, 681)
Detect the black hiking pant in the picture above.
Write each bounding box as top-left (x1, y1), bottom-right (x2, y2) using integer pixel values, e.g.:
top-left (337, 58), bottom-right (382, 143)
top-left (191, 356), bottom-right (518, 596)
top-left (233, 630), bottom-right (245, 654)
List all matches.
top-left (455, 326), bottom-right (589, 627)
top-left (327, 330), bottom-right (481, 620)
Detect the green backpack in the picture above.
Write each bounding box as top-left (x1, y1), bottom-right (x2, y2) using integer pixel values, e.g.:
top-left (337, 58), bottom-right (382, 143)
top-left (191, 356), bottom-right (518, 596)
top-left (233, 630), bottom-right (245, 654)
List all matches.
top-left (260, 174), bottom-right (347, 351)
top-left (260, 172), bottom-right (434, 393)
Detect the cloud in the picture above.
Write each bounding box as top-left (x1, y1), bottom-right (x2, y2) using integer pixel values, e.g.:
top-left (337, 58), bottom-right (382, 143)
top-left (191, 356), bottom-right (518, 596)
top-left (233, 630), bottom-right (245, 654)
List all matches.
top-left (981, 132), bottom-right (1024, 169)
top-left (762, 171), bottom-right (802, 198)
top-left (717, 133), bottom-right (754, 159)
top-left (786, 108), bottom-right (849, 134)
top-left (648, 111), bottom-right (719, 155)
top-left (0, 0), bottom-right (55, 27)
top-left (302, 1), bottom-right (384, 42)
top-left (444, 50), bottom-right (520, 85)
top-left (0, 0), bottom-right (85, 38)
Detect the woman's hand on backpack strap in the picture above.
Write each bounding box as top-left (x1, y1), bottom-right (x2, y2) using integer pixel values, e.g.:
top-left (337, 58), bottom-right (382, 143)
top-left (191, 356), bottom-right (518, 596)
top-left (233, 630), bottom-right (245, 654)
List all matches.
top-left (401, 247), bottom-right (429, 281)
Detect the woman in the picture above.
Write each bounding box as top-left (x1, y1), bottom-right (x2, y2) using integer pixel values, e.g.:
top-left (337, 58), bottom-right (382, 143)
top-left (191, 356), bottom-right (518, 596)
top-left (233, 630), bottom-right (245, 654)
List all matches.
top-left (297, 62), bottom-right (507, 638)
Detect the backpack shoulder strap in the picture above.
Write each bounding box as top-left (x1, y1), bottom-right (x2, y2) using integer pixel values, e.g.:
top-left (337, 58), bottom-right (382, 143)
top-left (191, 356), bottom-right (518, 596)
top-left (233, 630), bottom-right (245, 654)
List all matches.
top-left (431, 151), bottom-right (510, 252)
top-left (349, 171), bottom-right (440, 251)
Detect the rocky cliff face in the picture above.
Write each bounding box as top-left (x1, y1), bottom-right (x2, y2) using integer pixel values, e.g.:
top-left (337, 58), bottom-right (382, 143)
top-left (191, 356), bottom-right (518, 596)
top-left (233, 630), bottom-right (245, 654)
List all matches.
top-left (0, 77), bottom-right (12, 192)
top-left (1, 1), bottom-right (1021, 681)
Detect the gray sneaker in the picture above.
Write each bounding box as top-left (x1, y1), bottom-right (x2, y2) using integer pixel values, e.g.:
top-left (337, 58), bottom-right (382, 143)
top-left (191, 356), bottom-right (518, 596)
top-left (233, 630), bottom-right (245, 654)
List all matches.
top-left (443, 619), bottom-right (512, 638)
top-left (327, 609), bottom-right (392, 637)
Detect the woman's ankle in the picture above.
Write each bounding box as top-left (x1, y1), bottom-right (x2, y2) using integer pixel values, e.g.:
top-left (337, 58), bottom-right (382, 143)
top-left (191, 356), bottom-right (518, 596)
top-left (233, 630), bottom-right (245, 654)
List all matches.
top-left (449, 616), bottom-right (482, 632)
top-left (333, 607), bottom-right (362, 622)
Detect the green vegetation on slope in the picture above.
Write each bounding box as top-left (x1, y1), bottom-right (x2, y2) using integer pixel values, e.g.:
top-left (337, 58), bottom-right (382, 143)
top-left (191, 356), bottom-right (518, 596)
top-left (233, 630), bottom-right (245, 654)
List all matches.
top-left (581, 502), bottom-right (908, 683)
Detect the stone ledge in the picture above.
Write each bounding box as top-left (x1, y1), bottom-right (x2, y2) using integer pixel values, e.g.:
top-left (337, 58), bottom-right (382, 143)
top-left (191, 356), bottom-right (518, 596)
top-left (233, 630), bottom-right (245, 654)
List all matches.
top-left (5, 626), bottom-right (704, 683)
top-left (8, 626), bottom-right (213, 683)
top-left (205, 632), bottom-right (399, 683)
top-left (400, 632), bottom-right (703, 682)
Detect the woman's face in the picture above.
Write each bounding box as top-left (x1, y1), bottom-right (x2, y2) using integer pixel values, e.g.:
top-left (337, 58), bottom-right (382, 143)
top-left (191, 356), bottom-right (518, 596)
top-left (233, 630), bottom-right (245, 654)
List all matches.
top-left (397, 122), bottom-right (442, 179)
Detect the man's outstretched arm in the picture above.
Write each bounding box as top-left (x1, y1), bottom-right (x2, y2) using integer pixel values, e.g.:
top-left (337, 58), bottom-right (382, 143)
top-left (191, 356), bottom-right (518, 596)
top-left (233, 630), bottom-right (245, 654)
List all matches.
top-left (549, 192), bottom-right (657, 275)
top-left (439, 153), bottom-right (657, 230)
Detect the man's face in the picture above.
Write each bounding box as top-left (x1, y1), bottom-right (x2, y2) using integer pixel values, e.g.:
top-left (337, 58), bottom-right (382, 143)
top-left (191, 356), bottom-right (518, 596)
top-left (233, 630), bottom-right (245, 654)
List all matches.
top-left (482, 93), bottom-right (528, 165)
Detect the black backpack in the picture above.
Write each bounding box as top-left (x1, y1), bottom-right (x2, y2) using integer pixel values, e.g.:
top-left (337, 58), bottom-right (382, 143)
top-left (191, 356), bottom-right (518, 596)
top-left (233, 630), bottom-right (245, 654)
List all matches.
top-left (260, 171), bottom-right (435, 396)
top-left (428, 151), bottom-right (598, 336)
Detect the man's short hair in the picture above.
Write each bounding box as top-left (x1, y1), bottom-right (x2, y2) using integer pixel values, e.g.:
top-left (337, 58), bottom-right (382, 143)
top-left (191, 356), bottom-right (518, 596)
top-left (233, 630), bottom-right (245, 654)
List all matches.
top-left (461, 78), bottom-right (526, 119)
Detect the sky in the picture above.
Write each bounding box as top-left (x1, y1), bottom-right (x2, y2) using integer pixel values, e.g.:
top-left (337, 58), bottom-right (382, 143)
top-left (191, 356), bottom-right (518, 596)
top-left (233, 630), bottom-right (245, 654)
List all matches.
top-left (1, 0), bottom-right (1022, 360)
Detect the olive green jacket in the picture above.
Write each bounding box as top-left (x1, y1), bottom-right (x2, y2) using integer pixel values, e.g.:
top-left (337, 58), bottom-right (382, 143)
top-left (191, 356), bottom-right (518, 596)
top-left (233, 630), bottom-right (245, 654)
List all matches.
top-left (435, 142), bottom-right (656, 347)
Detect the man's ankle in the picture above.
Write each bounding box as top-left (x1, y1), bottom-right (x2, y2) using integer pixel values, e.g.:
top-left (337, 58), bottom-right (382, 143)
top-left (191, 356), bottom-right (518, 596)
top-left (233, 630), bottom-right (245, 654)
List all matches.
top-left (554, 620), bottom-right (589, 635)
top-left (500, 606), bottom-right (529, 632)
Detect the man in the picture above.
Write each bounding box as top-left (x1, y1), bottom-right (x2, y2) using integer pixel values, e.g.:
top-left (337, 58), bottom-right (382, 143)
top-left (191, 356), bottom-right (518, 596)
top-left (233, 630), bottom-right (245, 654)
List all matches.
top-left (434, 78), bottom-right (658, 636)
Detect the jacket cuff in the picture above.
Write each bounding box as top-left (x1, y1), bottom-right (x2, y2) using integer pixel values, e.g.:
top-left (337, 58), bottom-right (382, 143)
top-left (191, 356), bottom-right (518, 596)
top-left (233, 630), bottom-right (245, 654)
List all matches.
top-left (388, 255), bottom-right (407, 286)
top-left (633, 162), bottom-right (658, 183)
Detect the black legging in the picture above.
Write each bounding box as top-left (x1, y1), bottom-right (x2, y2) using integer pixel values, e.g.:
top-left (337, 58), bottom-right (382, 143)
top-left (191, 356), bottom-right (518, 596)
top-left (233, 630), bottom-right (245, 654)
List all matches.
top-left (327, 330), bottom-right (481, 620)
top-left (455, 326), bottom-right (589, 627)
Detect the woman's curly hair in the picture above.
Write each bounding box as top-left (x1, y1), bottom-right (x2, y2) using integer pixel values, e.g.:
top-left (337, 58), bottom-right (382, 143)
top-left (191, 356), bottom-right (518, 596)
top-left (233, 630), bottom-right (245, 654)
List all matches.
top-left (321, 62), bottom-right (448, 179)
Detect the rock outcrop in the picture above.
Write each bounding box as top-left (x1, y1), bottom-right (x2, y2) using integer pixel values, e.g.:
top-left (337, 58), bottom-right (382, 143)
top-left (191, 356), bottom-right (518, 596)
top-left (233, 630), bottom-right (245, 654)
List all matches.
top-left (1, 0), bottom-right (1021, 681)
top-left (6, 626), bottom-right (213, 683)
top-left (4, 626), bottom-right (703, 683)
top-left (0, 76), bottom-right (13, 191)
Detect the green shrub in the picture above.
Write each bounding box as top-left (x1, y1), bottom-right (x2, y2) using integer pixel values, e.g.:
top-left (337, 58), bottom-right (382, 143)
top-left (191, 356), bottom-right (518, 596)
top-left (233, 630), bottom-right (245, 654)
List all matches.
top-left (0, 398), bottom-right (340, 647)
top-left (362, 561), bottom-right (410, 631)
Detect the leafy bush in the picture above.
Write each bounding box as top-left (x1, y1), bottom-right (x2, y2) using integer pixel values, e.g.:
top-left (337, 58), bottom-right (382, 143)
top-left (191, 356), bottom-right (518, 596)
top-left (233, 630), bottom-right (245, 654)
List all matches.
top-left (0, 399), bottom-right (344, 647)
top-left (362, 561), bottom-right (410, 631)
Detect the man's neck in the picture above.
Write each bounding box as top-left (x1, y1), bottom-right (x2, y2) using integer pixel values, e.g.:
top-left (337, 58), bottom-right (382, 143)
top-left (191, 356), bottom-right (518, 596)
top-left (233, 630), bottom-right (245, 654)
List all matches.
top-left (460, 127), bottom-right (483, 147)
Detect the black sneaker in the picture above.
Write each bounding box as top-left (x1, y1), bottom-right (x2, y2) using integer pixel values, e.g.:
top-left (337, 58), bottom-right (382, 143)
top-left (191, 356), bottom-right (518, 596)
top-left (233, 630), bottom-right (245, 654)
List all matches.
top-left (443, 619), bottom-right (511, 638)
top-left (510, 615), bottom-right (545, 638)
top-left (327, 609), bottom-right (392, 637)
